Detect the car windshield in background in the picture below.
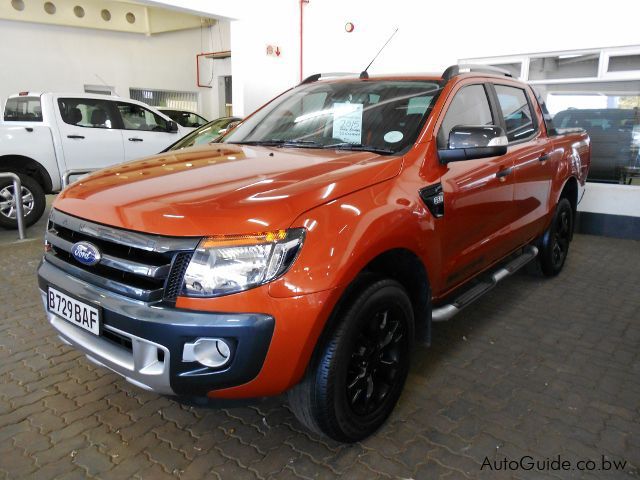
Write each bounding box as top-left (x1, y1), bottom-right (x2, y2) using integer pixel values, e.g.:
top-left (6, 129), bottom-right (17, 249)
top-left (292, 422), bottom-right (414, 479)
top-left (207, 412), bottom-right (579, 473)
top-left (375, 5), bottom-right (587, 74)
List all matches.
top-left (169, 117), bottom-right (241, 151)
top-left (223, 80), bottom-right (443, 154)
top-left (163, 109), bottom-right (208, 128)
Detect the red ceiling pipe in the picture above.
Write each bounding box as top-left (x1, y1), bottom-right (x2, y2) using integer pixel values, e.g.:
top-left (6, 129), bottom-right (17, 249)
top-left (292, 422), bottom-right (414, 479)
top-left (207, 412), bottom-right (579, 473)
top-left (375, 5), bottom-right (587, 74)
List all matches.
top-left (299, 0), bottom-right (309, 82)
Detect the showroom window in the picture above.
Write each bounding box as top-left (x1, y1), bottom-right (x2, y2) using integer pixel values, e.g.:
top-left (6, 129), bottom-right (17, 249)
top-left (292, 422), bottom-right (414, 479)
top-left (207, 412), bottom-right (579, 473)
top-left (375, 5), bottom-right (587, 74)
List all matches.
top-left (57, 98), bottom-right (116, 128)
top-left (488, 62), bottom-right (523, 79)
top-left (437, 84), bottom-right (493, 148)
top-left (129, 88), bottom-right (198, 113)
top-left (461, 47), bottom-right (640, 185)
top-left (529, 53), bottom-right (599, 81)
top-left (606, 54), bottom-right (640, 73)
top-left (494, 85), bottom-right (537, 142)
top-left (116, 103), bottom-right (168, 131)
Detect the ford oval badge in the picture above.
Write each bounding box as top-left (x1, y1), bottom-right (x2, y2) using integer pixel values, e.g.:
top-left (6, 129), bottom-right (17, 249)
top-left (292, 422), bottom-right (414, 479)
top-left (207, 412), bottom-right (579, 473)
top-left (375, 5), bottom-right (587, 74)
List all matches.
top-left (71, 241), bottom-right (101, 266)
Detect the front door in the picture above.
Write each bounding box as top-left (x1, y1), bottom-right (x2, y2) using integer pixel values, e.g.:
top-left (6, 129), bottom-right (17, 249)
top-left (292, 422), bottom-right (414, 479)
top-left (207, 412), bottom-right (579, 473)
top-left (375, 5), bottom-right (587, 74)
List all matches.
top-left (434, 83), bottom-right (518, 290)
top-left (115, 102), bottom-right (180, 161)
top-left (491, 83), bottom-right (555, 246)
top-left (56, 97), bottom-right (124, 173)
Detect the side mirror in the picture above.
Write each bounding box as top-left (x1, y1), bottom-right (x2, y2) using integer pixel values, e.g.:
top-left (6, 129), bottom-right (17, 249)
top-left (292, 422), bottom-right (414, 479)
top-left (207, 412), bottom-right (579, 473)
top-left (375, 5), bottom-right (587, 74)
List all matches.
top-left (166, 120), bottom-right (179, 133)
top-left (225, 120), bottom-right (241, 132)
top-left (439, 125), bottom-right (508, 163)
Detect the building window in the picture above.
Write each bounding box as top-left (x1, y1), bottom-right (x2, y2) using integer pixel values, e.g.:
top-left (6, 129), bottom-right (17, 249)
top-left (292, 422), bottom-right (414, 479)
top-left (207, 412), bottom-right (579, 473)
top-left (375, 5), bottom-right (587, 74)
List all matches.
top-left (488, 62), bottom-right (522, 79)
top-left (535, 81), bottom-right (640, 184)
top-left (607, 54), bottom-right (640, 73)
top-left (129, 88), bottom-right (198, 113)
top-left (529, 53), bottom-right (599, 81)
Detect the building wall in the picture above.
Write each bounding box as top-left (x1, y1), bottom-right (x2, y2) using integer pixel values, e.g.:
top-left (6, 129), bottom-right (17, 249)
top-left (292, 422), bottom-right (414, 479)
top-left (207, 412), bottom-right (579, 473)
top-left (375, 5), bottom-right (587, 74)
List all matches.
top-left (0, 18), bottom-right (230, 119)
top-left (220, 0), bottom-right (640, 115)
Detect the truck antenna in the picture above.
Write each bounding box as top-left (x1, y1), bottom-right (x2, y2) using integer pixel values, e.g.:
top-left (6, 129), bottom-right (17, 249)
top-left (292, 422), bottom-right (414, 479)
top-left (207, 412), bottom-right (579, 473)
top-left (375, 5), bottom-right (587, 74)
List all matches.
top-left (359, 27), bottom-right (398, 79)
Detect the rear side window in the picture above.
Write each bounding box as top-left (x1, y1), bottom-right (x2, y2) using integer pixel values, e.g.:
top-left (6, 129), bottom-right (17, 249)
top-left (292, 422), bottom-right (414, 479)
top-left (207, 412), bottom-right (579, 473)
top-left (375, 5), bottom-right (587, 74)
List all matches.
top-left (437, 84), bottom-right (493, 148)
top-left (117, 103), bottom-right (168, 132)
top-left (4, 97), bottom-right (43, 122)
top-left (58, 98), bottom-right (116, 129)
top-left (495, 85), bottom-right (537, 142)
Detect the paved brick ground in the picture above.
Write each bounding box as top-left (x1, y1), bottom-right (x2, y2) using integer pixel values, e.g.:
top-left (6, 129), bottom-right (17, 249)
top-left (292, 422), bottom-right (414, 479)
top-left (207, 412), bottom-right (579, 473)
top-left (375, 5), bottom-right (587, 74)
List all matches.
top-left (1, 223), bottom-right (639, 478)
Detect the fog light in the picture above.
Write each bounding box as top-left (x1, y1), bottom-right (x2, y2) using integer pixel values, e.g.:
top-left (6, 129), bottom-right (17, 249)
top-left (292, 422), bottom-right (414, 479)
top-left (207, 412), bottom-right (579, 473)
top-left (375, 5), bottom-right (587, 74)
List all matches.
top-left (182, 338), bottom-right (231, 368)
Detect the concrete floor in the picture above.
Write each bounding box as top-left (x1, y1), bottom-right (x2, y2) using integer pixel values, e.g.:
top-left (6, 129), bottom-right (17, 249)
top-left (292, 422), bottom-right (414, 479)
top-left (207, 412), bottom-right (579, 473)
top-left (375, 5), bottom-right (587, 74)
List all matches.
top-left (0, 202), bottom-right (639, 479)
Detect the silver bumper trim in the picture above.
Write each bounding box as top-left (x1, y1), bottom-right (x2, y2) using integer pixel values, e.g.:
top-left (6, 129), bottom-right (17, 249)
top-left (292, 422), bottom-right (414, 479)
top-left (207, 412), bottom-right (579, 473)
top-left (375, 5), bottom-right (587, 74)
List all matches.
top-left (41, 291), bottom-right (173, 395)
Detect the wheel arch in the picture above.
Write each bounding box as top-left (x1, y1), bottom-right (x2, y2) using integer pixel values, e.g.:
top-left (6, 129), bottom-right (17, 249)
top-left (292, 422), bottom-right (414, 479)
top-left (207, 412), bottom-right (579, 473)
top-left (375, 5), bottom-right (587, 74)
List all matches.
top-left (0, 155), bottom-right (53, 193)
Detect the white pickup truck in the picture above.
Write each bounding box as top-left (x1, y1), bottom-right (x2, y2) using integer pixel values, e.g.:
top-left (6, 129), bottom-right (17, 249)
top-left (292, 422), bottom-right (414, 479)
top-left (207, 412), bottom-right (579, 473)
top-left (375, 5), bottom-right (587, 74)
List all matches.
top-left (0, 92), bottom-right (185, 228)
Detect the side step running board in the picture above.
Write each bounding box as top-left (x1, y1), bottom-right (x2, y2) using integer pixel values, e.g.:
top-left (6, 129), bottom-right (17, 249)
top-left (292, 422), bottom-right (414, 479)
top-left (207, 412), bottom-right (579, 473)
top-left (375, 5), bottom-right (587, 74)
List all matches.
top-left (432, 245), bottom-right (538, 322)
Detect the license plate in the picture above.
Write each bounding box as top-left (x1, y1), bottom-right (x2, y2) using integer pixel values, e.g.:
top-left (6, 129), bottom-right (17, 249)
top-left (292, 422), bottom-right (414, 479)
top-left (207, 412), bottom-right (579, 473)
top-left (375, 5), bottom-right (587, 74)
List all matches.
top-left (47, 287), bottom-right (101, 335)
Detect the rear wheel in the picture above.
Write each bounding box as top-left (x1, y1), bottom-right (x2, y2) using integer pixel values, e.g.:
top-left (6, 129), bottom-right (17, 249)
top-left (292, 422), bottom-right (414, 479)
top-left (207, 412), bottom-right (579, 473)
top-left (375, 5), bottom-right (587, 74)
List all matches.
top-left (288, 278), bottom-right (414, 442)
top-left (538, 198), bottom-right (573, 277)
top-left (0, 174), bottom-right (46, 229)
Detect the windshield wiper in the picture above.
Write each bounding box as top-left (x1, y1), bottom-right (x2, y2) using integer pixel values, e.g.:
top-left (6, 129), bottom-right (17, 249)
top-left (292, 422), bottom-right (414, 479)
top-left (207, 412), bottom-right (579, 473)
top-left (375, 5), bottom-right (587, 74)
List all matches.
top-left (322, 143), bottom-right (395, 155)
top-left (229, 139), bottom-right (321, 148)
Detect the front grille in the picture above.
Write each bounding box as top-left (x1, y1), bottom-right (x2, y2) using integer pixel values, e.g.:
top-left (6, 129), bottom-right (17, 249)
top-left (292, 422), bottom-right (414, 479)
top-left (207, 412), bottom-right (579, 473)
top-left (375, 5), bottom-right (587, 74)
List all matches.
top-left (164, 252), bottom-right (193, 301)
top-left (45, 209), bottom-right (199, 303)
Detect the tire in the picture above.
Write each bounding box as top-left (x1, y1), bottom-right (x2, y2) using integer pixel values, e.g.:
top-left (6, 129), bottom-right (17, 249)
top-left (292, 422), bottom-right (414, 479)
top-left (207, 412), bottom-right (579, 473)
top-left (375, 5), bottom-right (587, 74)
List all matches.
top-left (0, 174), bottom-right (46, 229)
top-left (288, 278), bottom-right (414, 442)
top-left (538, 198), bottom-right (573, 277)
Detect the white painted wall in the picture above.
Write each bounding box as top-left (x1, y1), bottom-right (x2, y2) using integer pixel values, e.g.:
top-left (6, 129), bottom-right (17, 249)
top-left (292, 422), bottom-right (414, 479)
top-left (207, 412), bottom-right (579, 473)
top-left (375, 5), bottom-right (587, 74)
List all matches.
top-left (210, 0), bottom-right (640, 115)
top-left (0, 18), bottom-right (230, 120)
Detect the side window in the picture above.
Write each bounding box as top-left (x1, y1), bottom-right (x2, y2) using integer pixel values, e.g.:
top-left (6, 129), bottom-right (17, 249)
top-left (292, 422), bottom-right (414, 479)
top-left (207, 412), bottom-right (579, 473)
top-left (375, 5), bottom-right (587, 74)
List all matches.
top-left (117, 103), bottom-right (168, 132)
top-left (437, 84), bottom-right (493, 148)
top-left (58, 98), bottom-right (116, 129)
top-left (495, 85), bottom-right (537, 142)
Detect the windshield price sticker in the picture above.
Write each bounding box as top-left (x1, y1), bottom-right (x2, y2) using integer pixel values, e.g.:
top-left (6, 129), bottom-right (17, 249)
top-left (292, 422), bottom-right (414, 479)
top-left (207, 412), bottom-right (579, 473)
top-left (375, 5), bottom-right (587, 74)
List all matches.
top-left (332, 103), bottom-right (363, 143)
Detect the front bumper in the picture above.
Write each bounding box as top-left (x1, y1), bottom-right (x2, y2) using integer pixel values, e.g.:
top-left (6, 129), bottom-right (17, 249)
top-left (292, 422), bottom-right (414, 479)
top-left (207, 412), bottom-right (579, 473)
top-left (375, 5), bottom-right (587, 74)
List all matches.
top-left (38, 259), bottom-right (274, 396)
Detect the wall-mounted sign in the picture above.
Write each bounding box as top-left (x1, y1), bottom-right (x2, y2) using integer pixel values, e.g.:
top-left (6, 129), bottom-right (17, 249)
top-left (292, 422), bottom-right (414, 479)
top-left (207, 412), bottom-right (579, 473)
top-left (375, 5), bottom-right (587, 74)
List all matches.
top-left (266, 45), bottom-right (281, 57)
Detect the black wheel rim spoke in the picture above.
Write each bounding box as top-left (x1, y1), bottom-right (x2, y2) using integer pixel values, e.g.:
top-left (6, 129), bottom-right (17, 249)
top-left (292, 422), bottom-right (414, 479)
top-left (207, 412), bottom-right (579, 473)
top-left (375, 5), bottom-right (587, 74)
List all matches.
top-left (552, 209), bottom-right (571, 268)
top-left (346, 307), bottom-right (406, 416)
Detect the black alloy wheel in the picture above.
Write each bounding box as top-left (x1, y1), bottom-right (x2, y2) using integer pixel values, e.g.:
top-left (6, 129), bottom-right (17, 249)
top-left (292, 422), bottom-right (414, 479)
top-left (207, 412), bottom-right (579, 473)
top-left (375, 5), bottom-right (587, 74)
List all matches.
top-left (539, 198), bottom-right (573, 277)
top-left (346, 306), bottom-right (407, 417)
top-left (288, 278), bottom-right (414, 442)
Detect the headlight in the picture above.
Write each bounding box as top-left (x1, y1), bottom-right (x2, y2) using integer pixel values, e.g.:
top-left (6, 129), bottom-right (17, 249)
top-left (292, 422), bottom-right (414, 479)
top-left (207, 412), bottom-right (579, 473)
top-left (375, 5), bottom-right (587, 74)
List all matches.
top-left (181, 228), bottom-right (305, 297)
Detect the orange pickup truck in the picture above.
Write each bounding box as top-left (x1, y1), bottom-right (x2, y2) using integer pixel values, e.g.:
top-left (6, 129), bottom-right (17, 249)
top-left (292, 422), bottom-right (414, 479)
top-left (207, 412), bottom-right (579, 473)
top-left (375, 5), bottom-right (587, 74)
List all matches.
top-left (38, 65), bottom-right (590, 442)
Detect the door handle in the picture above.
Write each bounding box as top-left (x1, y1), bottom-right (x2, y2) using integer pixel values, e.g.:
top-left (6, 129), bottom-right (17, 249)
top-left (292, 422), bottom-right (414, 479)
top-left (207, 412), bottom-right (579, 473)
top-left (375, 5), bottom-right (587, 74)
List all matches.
top-left (67, 135), bottom-right (85, 139)
top-left (496, 167), bottom-right (513, 180)
top-left (538, 153), bottom-right (550, 162)
top-left (128, 137), bottom-right (143, 142)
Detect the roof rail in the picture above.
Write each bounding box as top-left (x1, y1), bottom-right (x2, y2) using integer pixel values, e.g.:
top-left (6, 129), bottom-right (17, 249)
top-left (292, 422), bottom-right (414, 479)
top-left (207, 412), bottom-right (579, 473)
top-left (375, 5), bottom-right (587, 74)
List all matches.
top-left (442, 64), bottom-right (513, 81)
top-left (298, 72), bottom-right (358, 85)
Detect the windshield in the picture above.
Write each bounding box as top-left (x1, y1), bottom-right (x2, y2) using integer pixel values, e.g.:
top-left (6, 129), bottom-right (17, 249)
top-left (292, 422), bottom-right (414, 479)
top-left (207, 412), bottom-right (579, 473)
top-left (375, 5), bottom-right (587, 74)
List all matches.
top-left (223, 80), bottom-right (442, 154)
top-left (169, 117), bottom-right (240, 151)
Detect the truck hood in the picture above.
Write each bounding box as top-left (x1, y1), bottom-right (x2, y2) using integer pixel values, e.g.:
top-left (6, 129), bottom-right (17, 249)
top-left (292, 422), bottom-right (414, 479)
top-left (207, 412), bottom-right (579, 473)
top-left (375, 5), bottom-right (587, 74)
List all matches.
top-left (54, 144), bottom-right (403, 236)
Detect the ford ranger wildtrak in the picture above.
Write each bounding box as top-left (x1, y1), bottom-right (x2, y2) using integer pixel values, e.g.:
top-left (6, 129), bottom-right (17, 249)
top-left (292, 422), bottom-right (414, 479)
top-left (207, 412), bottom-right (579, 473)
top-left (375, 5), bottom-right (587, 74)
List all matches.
top-left (38, 65), bottom-right (590, 442)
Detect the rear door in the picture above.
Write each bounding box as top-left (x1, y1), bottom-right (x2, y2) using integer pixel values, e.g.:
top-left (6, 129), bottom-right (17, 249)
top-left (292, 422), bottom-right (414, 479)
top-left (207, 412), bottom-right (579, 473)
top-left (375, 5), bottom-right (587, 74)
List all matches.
top-left (435, 82), bottom-right (518, 289)
top-left (114, 101), bottom-right (180, 160)
top-left (489, 83), bottom-right (556, 245)
top-left (56, 97), bottom-right (124, 172)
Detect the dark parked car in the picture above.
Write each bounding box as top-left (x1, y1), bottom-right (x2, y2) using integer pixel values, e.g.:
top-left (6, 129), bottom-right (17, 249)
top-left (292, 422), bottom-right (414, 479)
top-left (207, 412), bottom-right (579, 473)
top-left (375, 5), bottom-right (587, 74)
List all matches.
top-left (553, 108), bottom-right (640, 183)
